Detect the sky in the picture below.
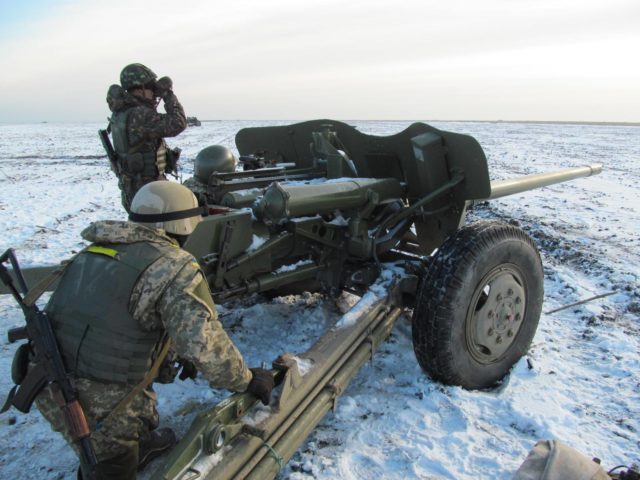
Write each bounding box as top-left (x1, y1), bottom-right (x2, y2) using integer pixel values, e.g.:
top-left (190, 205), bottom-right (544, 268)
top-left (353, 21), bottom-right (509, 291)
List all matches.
top-left (0, 0), bottom-right (638, 123)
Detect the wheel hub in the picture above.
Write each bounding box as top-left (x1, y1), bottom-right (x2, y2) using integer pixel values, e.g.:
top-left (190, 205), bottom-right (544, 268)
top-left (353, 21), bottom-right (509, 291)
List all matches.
top-left (466, 266), bottom-right (526, 364)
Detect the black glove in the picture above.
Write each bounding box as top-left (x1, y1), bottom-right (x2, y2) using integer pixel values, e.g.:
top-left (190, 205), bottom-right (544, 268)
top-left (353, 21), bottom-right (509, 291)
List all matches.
top-left (156, 355), bottom-right (179, 384)
top-left (247, 368), bottom-right (274, 406)
top-left (155, 76), bottom-right (173, 99)
top-left (178, 359), bottom-right (198, 381)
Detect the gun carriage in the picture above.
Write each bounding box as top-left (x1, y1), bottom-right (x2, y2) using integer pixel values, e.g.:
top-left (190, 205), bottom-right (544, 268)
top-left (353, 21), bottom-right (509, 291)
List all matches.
top-left (1, 120), bottom-right (602, 479)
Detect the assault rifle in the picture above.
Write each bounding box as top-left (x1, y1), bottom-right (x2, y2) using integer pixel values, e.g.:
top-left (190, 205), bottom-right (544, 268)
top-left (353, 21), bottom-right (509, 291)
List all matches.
top-left (98, 128), bottom-right (120, 175)
top-left (0, 249), bottom-right (98, 479)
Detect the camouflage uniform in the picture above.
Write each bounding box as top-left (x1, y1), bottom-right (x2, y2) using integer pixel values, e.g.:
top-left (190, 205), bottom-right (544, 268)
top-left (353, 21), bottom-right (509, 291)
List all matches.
top-left (35, 220), bottom-right (251, 477)
top-left (182, 176), bottom-right (211, 205)
top-left (112, 92), bottom-right (187, 211)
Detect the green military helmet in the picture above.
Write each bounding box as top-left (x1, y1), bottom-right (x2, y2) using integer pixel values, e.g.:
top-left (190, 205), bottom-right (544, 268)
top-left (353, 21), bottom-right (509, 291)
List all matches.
top-left (129, 181), bottom-right (203, 235)
top-left (195, 145), bottom-right (237, 182)
top-left (120, 63), bottom-right (157, 91)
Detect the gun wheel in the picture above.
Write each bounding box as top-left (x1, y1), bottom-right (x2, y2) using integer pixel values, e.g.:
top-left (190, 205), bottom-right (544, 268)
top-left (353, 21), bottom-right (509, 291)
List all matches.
top-left (412, 221), bottom-right (543, 389)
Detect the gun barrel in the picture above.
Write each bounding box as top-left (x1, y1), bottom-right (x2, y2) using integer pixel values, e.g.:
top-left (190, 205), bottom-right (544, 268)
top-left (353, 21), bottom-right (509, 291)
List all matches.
top-left (487, 164), bottom-right (602, 200)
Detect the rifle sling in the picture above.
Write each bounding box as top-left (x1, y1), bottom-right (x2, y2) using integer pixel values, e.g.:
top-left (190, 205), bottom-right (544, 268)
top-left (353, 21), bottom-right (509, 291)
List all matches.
top-left (23, 259), bottom-right (75, 307)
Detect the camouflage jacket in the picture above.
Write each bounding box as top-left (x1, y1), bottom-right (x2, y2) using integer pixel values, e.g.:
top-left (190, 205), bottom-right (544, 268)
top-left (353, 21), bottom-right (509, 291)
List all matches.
top-left (182, 177), bottom-right (211, 205)
top-left (80, 220), bottom-right (252, 392)
top-left (122, 92), bottom-right (187, 153)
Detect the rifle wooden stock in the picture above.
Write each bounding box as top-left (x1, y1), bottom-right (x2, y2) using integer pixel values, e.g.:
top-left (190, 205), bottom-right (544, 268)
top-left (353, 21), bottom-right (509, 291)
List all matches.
top-left (61, 400), bottom-right (92, 442)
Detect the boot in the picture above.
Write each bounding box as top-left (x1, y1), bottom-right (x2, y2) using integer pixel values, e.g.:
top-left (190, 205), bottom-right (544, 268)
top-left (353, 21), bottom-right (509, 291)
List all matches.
top-left (77, 446), bottom-right (138, 480)
top-left (137, 427), bottom-right (177, 471)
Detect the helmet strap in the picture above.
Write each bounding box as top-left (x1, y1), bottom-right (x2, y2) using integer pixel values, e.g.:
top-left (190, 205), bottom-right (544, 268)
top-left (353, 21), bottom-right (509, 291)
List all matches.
top-left (128, 206), bottom-right (207, 223)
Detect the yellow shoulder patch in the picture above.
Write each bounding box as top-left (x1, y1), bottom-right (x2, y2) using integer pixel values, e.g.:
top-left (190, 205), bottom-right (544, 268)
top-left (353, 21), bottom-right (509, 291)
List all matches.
top-left (86, 245), bottom-right (119, 258)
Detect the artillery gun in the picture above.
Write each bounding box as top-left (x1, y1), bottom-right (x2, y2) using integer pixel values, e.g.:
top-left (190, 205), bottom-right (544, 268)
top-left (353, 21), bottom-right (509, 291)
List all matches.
top-left (0, 120), bottom-right (602, 479)
top-left (146, 120), bottom-right (601, 479)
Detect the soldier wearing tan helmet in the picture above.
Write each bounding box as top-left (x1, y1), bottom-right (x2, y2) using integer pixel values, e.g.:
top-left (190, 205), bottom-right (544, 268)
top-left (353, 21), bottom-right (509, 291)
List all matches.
top-left (35, 182), bottom-right (273, 479)
top-left (104, 63), bottom-right (187, 212)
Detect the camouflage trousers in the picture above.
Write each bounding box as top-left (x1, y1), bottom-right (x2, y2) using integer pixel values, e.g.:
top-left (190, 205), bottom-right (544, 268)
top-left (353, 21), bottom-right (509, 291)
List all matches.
top-left (36, 378), bottom-right (159, 477)
top-left (118, 174), bottom-right (167, 212)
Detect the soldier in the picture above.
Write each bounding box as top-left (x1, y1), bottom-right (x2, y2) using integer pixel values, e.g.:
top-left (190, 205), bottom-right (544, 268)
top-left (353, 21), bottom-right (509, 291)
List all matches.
top-left (35, 181), bottom-right (274, 479)
top-left (106, 63), bottom-right (187, 212)
top-left (183, 145), bottom-right (238, 205)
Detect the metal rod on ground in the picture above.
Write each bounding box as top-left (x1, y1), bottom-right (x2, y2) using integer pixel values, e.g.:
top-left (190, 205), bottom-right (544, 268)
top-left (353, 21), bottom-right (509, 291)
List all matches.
top-left (35, 225), bottom-right (61, 234)
top-left (0, 167), bottom-right (16, 183)
top-left (544, 291), bottom-right (616, 315)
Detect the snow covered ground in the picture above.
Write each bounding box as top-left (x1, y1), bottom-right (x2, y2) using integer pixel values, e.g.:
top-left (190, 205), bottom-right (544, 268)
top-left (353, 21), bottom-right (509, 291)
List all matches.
top-left (0, 120), bottom-right (638, 479)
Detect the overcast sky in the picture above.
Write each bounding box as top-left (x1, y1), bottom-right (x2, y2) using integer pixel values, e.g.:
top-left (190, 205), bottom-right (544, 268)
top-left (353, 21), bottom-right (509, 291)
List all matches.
top-left (0, 0), bottom-right (638, 123)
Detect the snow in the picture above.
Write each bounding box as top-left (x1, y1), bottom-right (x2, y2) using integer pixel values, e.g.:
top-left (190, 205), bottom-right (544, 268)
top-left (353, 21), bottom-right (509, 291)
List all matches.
top-left (248, 234), bottom-right (267, 251)
top-left (0, 120), bottom-right (639, 479)
top-left (336, 271), bottom-right (396, 328)
top-left (275, 259), bottom-right (315, 274)
top-left (290, 356), bottom-right (315, 377)
top-left (188, 445), bottom-right (227, 473)
top-left (328, 211), bottom-right (349, 226)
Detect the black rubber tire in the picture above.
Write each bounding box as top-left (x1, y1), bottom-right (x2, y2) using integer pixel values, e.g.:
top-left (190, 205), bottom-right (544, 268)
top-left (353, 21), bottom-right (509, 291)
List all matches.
top-left (412, 221), bottom-right (543, 389)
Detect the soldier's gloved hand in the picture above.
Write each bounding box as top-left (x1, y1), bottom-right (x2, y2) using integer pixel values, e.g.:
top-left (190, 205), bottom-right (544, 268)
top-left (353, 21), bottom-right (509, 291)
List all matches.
top-left (155, 76), bottom-right (173, 99)
top-left (178, 359), bottom-right (198, 381)
top-left (247, 368), bottom-right (274, 406)
top-left (156, 357), bottom-right (179, 384)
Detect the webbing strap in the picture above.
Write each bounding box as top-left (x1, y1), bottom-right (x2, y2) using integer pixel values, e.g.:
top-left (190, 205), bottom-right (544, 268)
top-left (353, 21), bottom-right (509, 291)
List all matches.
top-left (23, 244), bottom-right (119, 307)
top-left (23, 259), bottom-right (75, 307)
top-left (105, 338), bottom-right (172, 420)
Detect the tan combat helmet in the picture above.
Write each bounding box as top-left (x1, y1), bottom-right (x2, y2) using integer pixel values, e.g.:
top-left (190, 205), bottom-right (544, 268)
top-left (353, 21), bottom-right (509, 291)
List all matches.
top-left (129, 181), bottom-right (205, 235)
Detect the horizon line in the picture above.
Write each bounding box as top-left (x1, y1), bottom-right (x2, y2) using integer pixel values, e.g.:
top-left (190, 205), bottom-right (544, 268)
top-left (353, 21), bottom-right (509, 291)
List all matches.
top-left (1, 119), bottom-right (639, 127)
